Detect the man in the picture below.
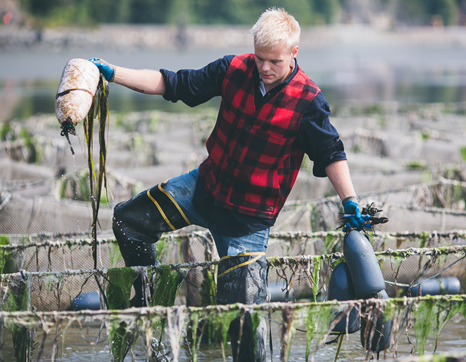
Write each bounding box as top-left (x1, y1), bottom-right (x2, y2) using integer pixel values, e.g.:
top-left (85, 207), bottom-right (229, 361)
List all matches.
top-left (91, 7), bottom-right (368, 361)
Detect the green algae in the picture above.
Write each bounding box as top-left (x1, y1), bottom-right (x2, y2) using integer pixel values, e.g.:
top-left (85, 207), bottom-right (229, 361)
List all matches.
top-left (212, 306), bottom-right (241, 359)
top-left (268, 255), bottom-right (284, 268)
top-left (383, 295), bottom-right (466, 356)
top-left (1, 233), bottom-right (466, 361)
top-left (2, 274), bottom-right (32, 362)
top-left (0, 235), bottom-right (13, 274)
top-left (155, 238), bottom-right (166, 261)
top-left (185, 305), bottom-right (243, 359)
top-left (149, 265), bottom-right (183, 307)
top-left (303, 303), bottom-right (338, 362)
top-left (188, 310), bottom-right (201, 362)
top-left (107, 267), bottom-right (139, 310)
top-left (108, 241), bottom-right (123, 268)
top-left (106, 267), bottom-right (139, 362)
top-left (43, 272), bottom-right (65, 294)
top-left (424, 296), bottom-right (466, 353)
top-left (250, 311), bottom-right (262, 356)
top-left (310, 203), bottom-right (321, 232)
top-left (82, 75), bottom-right (109, 270)
top-left (375, 245), bottom-right (466, 260)
top-left (132, 265), bottom-right (184, 358)
top-left (323, 232), bottom-right (342, 254)
top-left (413, 296), bottom-right (436, 355)
top-left (419, 232), bottom-right (430, 249)
top-left (108, 318), bottom-right (138, 362)
top-left (0, 295), bottom-right (465, 361)
top-left (311, 257), bottom-right (321, 302)
top-left (3, 276), bottom-right (29, 313)
top-left (200, 264), bottom-right (216, 307)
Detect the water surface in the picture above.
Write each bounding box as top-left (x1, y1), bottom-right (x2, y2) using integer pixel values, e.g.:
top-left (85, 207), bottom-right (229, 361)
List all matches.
top-left (1, 44), bottom-right (466, 121)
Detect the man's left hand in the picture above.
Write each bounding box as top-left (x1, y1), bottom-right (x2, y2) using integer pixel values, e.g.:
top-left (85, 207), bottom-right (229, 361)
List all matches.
top-left (342, 197), bottom-right (371, 231)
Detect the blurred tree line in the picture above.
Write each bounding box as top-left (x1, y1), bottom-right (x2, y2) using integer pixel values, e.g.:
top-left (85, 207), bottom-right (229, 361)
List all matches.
top-left (16, 0), bottom-right (466, 27)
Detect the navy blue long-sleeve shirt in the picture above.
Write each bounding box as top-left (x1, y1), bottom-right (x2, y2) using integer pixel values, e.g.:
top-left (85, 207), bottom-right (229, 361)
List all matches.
top-left (160, 55), bottom-right (346, 236)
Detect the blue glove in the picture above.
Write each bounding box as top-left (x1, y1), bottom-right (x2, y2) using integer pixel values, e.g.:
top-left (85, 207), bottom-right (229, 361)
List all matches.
top-left (89, 58), bottom-right (115, 82)
top-left (342, 197), bottom-right (371, 232)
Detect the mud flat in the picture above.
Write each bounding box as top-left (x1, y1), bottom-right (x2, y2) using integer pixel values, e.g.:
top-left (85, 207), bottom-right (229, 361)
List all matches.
top-left (2, 24), bottom-right (466, 51)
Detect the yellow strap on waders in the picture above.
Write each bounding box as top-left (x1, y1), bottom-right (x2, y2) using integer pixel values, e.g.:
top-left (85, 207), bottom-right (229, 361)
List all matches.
top-left (217, 252), bottom-right (266, 278)
top-left (146, 182), bottom-right (191, 231)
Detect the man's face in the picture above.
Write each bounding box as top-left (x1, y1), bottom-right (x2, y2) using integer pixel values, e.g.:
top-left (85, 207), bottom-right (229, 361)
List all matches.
top-left (254, 41), bottom-right (299, 91)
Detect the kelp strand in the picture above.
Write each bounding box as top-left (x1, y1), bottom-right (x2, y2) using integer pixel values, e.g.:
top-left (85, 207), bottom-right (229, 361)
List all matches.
top-left (83, 76), bottom-right (109, 270)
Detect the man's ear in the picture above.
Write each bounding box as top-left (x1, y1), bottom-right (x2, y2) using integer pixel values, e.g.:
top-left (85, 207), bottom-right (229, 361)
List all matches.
top-left (292, 45), bottom-right (299, 58)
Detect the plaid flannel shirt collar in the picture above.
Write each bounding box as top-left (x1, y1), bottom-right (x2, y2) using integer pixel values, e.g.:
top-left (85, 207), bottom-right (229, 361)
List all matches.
top-left (254, 58), bottom-right (299, 97)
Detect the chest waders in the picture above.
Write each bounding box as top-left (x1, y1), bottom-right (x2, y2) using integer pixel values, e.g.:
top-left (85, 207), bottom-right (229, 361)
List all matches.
top-left (112, 182), bottom-right (191, 307)
top-left (216, 252), bottom-right (269, 362)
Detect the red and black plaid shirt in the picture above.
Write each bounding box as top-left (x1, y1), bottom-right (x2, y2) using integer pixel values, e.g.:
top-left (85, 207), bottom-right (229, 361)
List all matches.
top-left (198, 53), bottom-right (320, 219)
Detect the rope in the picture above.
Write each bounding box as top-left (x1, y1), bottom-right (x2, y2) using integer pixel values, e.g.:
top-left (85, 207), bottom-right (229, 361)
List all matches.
top-left (2, 295), bottom-right (465, 322)
top-left (56, 88), bottom-right (94, 99)
top-left (385, 254), bottom-right (466, 288)
top-left (2, 230), bottom-right (466, 251)
top-left (4, 230), bottom-right (466, 249)
top-left (1, 244), bottom-right (465, 280)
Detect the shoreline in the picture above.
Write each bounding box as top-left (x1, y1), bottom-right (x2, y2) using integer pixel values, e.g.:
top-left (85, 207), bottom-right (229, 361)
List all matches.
top-left (2, 23), bottom-right (466, 51)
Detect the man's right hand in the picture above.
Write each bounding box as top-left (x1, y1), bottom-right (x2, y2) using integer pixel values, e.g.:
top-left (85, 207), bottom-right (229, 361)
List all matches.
top-left (89, 58), bottom-right (115, 82)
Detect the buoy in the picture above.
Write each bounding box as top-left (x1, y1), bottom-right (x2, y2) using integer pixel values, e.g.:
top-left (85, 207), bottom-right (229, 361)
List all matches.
top-left (328, 261), bottom-right (360, 334)
top-left (343, 230), bottom-right (385, 298)
top-left (408, 276), bottom-right (461, 297)
top-left (268, 282), bottom-right (294, 302)
top-left (70, 291), bottom-right (101, 311)
top-left (360, 289), bottom-right (392, 352)
top-left (55, 58), bottom-right (100, 128)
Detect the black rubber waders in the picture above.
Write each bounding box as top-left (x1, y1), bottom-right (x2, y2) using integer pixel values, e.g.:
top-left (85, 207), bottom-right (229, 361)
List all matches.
top-left (216, 253), bottom-right (269, 362)
top-left (112, 183), bottom-right (191, 307)
top-left (327, 262), bottom-right (360, 334)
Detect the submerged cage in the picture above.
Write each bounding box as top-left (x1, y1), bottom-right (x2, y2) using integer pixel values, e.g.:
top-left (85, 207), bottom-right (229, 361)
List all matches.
top-left (2, 178), bottom-right (466, 360)
top-left (1, 104), bottom-right (466, 361)
top-left (1, 230), bottom-right (466, 361)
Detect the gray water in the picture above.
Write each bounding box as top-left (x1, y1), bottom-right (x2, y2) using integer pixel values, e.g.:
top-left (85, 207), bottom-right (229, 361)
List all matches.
top-left (1, 312), bottom-right (465, 361)
top-left (1, 43), bottom-right (466, 121)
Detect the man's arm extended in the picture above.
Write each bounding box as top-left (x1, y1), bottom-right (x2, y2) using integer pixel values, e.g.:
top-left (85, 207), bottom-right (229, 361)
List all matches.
top-left (90, 56), bottom-right (233, 106)
top-left (113, 67), bottom-right (166, 95)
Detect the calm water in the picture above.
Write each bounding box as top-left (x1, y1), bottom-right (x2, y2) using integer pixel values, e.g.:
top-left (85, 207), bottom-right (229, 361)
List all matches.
top-left (1, 44), bottom-right (466, 122)
top-left (1, 312), bottom-right (465, 361)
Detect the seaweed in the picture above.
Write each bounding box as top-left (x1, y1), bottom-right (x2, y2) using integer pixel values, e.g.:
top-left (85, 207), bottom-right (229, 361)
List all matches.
top-left (2, 273), bottom-right (32, 361)
top-left (83, 76), bottom-right (109, 269)
top-left (106, 267), bottom-right (139, 361)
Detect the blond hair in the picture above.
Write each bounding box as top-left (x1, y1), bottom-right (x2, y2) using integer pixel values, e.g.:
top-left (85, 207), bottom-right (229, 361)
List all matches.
top-left (250, 8), bottom-right (300, 51)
